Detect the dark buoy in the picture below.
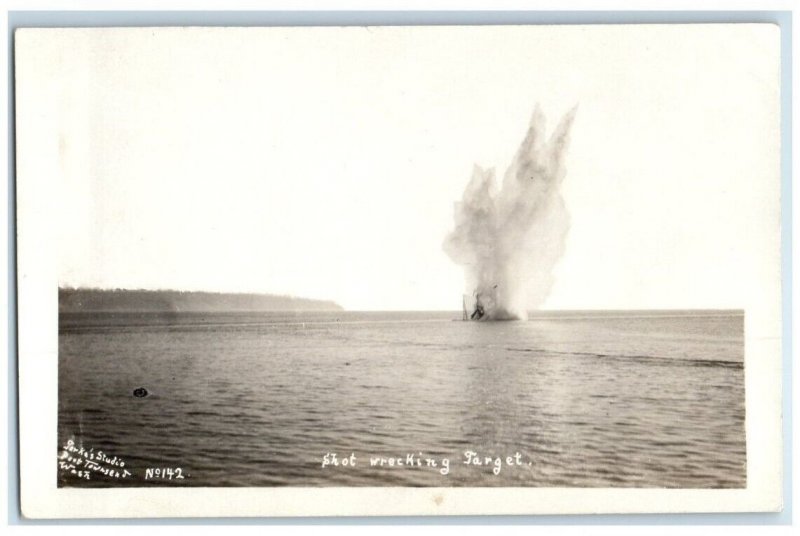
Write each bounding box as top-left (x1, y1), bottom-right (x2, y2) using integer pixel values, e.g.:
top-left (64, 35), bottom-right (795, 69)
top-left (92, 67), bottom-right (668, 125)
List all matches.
top-left (133, 387), bottom-right (149, 398)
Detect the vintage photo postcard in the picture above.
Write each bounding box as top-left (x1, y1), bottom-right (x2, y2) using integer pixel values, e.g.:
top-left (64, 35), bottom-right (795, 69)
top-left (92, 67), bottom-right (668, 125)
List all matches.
top-left (15, 24), bottom-right (783, 518)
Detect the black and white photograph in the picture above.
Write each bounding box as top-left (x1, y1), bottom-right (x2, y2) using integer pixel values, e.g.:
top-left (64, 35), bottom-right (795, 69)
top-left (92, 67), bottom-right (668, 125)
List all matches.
top-left (14, 23), bottom-right (783, 517)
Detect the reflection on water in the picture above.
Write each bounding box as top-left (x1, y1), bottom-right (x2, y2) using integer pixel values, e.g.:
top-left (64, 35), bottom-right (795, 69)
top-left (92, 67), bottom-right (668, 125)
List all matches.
top-left (58, 310), bottom-right (745, 487)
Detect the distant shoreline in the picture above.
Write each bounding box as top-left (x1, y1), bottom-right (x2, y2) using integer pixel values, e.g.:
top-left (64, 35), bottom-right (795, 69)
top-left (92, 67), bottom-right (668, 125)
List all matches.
top-left (58, 288), bottom-right (343, 313)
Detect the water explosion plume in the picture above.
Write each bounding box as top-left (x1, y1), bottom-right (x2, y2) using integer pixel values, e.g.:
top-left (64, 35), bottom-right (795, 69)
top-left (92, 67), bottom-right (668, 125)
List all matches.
top-left (443, 105), bottom-right (577, 320)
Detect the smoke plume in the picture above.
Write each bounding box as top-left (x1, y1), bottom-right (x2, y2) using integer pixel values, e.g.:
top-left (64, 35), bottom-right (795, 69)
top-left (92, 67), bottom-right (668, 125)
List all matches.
top-left (443, 105), bottom-right (577, 320)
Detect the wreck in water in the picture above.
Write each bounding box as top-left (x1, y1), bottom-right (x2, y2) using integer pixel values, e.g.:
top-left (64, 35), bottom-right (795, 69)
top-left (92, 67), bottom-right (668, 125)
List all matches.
top-left (462, 285), bottom-right (497, 321)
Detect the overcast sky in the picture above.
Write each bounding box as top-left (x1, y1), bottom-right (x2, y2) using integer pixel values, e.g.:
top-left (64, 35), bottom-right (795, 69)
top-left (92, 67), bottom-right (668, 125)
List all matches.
top-left (27, 25), bottom-right (779, 311)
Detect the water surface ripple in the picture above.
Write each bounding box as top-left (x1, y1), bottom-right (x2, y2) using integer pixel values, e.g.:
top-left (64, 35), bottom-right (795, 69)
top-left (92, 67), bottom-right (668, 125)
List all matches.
top-left (58, 310), bottom-right (745, 488)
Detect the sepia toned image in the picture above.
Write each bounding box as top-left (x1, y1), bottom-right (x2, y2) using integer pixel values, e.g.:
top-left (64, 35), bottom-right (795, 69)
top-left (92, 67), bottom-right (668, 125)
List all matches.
top-left (15, 23), bottom-right (782, 516)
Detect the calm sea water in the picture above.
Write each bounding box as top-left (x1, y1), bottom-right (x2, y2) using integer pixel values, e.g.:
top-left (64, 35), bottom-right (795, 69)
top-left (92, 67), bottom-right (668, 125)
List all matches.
top-left (58, 310), bottom-right (745, 488)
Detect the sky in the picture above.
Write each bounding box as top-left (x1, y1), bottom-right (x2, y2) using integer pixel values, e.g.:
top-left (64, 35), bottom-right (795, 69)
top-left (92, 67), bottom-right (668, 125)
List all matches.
top-left (30, 25), bottom-right (780, 311)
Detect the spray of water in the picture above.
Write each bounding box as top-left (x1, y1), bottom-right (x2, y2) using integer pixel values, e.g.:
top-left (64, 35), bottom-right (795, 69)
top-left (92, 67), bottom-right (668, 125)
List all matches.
top-left (443, 105), bottom-right (577, 320)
